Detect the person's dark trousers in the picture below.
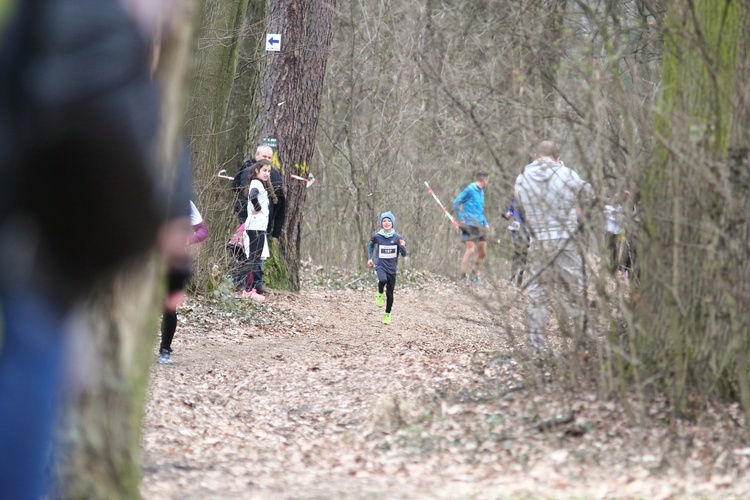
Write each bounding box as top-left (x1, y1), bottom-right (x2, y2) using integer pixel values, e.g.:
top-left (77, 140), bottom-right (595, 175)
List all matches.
top-left (160, 310), bottom-right (177, 352)
top-left (509, 230), bottom-right (528, 284)
top-left (243, 230), bottom-right (265, 291)
top-left (229, 244), bottom-right (250, 289)
top-left (606, 232), bottom-right (620, 273)
top-left (0, 290), bottom-right (66, 500)
top-left (252, 260), bottom-right (264, 292)
top-left (376, 268), bottom-right (396, 313)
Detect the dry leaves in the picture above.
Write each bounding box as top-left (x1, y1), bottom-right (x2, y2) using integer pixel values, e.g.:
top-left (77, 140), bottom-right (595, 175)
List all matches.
top-left (141, 268), bottom-right (750, 498)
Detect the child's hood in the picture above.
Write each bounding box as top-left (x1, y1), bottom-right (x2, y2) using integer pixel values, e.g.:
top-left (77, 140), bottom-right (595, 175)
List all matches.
top-left (379, 211), bottom-right (396, 227)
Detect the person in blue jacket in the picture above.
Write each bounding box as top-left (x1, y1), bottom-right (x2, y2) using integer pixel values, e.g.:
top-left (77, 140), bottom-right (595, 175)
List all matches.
top-left (367, 211), bottom-right (407, 325)
top-left (452, 171), bottom-right (490, 284)
top-left (502, 196), bottom-right (529, 286)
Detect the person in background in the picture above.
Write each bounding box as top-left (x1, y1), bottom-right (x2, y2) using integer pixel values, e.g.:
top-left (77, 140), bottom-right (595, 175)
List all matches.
top-left (452, 171), bottom-right (490, 285)
top-left (230, 145), bottom-right (285, 293)
top-left (515, 141), bottom-right (592, 353)
top-left (241, 159), bottom-right (274, 301)
top-left (232, 145), bottom-right (274, 222)
top-left (367, 211), bottom-right (407, 325)
top-left (158, 200), bottom-right (208, 365)
top-left (502, 196), bottom-right (529, 286)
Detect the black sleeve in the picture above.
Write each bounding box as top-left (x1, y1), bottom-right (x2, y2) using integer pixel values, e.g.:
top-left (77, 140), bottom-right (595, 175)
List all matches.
top-left (168, 143), bottom-right (192, 220)
top-left (269, 196), bottom-right (285, 238)
top-left (248, 187), bottom-right (262, 212)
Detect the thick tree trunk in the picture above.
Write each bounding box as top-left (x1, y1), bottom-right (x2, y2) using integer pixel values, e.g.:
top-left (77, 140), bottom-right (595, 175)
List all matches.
top-left (218, 0), bottom-right (267, 169)
top-left (185, 0), bottom-right (251, 286)
top-left (187, 0), bottom-right (250, 173)
top-left (258, 0), bottom-right (336, 290)
top-left (56, 260), bottom-right (163, 499)
top-left (637, 0), bottom-right (750, 413)
top-left (55, 2), bottom-right (202, 497)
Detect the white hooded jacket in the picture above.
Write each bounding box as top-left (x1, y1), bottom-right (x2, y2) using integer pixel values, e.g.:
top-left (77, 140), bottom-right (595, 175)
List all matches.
top-left (514, 158), bottom-right (590, 241)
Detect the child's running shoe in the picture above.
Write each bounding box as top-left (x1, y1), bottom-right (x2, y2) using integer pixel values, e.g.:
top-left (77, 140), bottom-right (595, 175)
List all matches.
top-left (375, 293), bottom-right (385, 308)
top-left (382, 312), bottom-right (392, 325)
top-left (458, 275), bottom-right (470, 285)
top-left (158, 348), bottom-right (173, 365)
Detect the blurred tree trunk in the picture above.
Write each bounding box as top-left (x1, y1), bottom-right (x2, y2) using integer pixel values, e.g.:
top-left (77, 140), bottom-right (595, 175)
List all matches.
top-left (637, 0), bottom-right (750, 414)
top-left (258, 0), bottom-right (336, 290)
top-left (55, 2), bottom-right (203, 497)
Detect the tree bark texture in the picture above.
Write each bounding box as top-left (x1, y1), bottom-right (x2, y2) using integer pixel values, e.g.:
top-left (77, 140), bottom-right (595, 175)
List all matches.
top-left (187, 0), bottom-right (250, 166)
top-left (218, 0), bottom-right (267, 170)
top-left (638, 0), bottom-right (750, 411)
top-left (56, 2), bottom-right (203, 497)
top-left (259, 0), bottom-right (336, 291)
top-left (185, 0), bottom-right (252, 286)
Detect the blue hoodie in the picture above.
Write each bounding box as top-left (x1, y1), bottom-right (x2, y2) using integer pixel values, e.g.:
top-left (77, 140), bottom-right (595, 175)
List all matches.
top-left (452, 183), bottom-right (488, 227)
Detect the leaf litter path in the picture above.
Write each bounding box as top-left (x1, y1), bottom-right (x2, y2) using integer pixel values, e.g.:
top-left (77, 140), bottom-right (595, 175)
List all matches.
top-left (142, 273), bottom-right (750, 499)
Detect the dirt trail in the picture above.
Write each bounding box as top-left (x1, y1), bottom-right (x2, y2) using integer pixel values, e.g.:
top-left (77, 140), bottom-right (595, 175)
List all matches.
top-left (141, 272), bottom-right (750, 499)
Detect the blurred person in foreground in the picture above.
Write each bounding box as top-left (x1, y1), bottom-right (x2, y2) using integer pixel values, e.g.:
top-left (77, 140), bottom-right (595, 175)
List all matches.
top-left (159, 199), bottom-right (208, 365)
top-left (0, 0), bottom-right (178, 497)
top-left (514, 141), bottom-right (592, 353)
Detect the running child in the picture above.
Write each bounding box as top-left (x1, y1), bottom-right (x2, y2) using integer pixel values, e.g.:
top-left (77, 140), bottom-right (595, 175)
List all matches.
top-left (367, 211), bottom-right (407, 325)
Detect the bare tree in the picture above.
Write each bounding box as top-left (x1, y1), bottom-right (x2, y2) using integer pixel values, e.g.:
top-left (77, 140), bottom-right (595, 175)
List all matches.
top-left (257, 0), bottom-right (337, 290)
top-left (186, 0), bottom-right (258, 287)
top-left (310, 0), bottom-right (663, 278)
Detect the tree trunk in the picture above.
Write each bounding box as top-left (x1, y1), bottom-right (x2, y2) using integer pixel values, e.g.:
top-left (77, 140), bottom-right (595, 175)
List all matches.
top-left (637, 0), bottom-right (750, 414)
top-left (218, 0), bottom-right (267, 169)
top-left (185, 0), bottom-right (252, 288)
top-left (55, 2), bottom-right (203, 497)
top-left (258, 0), bottom-right (336, 290)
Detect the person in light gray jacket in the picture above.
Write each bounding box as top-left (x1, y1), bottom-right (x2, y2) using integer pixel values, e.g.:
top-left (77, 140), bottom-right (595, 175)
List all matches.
top-left (515, 141), bottom-right (592, 352)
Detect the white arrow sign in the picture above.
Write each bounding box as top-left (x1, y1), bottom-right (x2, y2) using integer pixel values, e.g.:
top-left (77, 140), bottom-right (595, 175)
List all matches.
top-left (266, 34), bottom-right (281, 52)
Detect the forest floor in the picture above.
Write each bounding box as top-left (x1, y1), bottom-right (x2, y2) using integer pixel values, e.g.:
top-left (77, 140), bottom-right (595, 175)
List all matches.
top-left (141, 263), bottom-right (750, 499)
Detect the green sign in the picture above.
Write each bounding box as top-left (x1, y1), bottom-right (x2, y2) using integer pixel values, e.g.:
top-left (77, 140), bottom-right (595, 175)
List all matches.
top-left (262, 138), bottom-right (277, 148)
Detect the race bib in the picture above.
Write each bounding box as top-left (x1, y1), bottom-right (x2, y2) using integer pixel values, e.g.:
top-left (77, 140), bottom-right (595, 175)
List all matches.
top-left (378, 245), bottom-right (398, 259)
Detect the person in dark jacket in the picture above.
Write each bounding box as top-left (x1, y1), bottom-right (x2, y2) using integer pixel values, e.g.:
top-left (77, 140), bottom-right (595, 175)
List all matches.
top-left (230, 145), bottom-right (286, 293)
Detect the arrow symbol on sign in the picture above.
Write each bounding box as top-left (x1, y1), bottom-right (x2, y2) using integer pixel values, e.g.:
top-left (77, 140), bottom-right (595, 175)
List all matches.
top-left (268, 37), bottom-right (279, 46)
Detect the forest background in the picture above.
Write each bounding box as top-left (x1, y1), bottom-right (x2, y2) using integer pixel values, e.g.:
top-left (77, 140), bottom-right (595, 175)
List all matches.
top-left (191, 0), bottom-right (750, 423)
top-left (53, 0), bottom-right (750, 497)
